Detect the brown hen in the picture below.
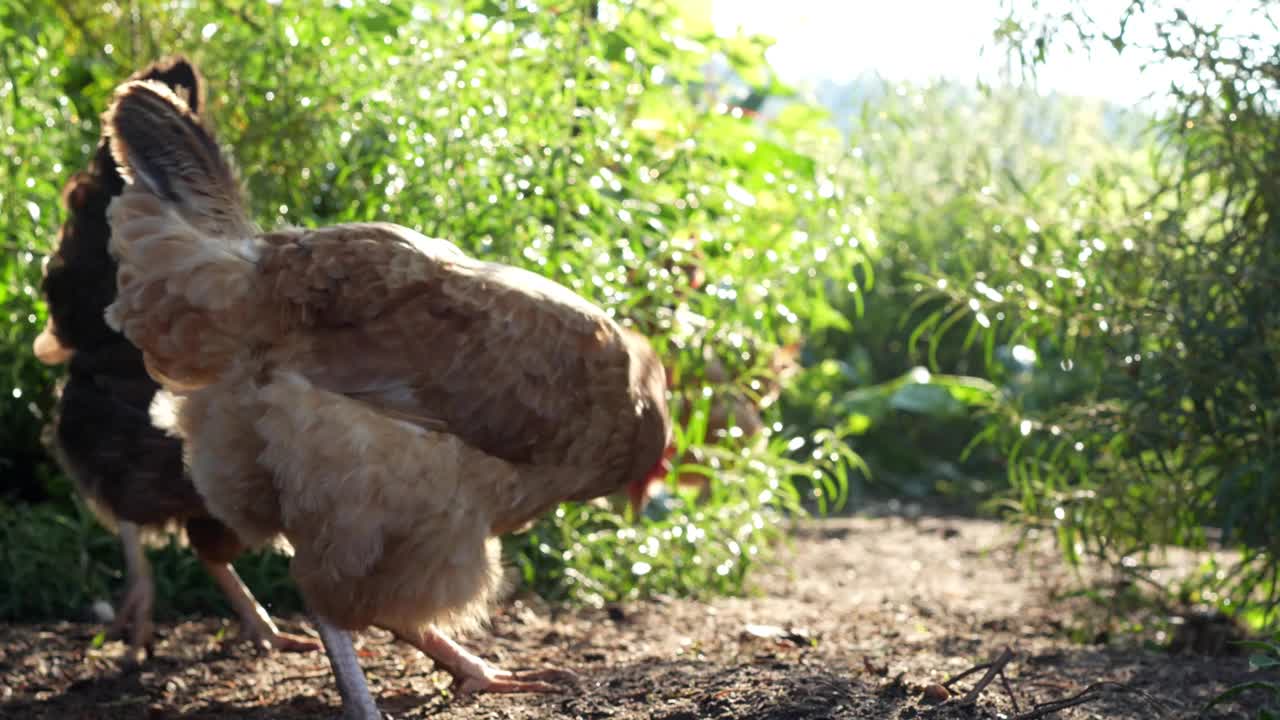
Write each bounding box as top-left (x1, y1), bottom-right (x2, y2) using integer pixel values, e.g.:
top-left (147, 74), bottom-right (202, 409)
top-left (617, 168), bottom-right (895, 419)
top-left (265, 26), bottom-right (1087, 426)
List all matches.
top-left (101, 80), bottom-right (670, 718)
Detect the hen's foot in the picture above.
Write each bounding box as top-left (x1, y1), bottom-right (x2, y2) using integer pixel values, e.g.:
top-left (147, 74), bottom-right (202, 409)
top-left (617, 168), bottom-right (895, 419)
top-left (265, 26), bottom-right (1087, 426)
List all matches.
top-left (242, 626), bottom-right (323, 654)
top-left (395, 625), bottom-right (578, 695)
top-left (108, 523), bottom-right (153, 664)
top-left (202, 559), bottom-right (322, 653)
top-left (106, 579), bottom-right (154, 664)
top-left (452, 665), bottom-right (579, 695)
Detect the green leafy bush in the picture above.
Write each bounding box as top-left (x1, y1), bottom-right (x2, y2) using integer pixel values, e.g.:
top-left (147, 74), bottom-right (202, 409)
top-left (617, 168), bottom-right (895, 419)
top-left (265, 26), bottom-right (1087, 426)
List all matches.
top-left (0, 0), bottom-right (859, 618)
top-left (783, 79), bottom-right (1149, 502)
top-left (916, 1), bottom-right (1280, 629)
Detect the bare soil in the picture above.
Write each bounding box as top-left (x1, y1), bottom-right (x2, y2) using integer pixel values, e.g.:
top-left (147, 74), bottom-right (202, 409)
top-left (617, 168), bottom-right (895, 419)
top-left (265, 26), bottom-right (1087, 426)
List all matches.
top-left (0, 516), bottom-right (1272, 719)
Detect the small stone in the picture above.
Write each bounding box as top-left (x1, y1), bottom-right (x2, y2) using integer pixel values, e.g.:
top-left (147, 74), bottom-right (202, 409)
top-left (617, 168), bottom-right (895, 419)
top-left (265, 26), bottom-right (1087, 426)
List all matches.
top-left (922, 683), bottom-right (950, 703)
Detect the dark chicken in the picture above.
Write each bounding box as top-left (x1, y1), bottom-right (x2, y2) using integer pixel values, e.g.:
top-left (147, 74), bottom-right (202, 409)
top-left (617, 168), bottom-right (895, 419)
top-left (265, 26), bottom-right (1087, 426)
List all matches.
top-left (34, 56), bottom-right (317, 661)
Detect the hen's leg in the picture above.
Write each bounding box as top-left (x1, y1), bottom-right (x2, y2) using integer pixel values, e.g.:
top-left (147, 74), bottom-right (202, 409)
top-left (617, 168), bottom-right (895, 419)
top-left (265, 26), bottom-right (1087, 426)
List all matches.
top-left (107, 522), bottom-right (153, 664)
top-left (315, 617), bottom-right (388, 720)
top-left (201, 560), bottom-right (320, 652)
top-left (395, 626), bottom-right (577, 694)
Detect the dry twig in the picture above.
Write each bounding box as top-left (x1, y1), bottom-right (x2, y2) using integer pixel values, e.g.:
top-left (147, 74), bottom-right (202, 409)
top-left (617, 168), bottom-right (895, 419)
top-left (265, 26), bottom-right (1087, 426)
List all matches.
top-left (942, 646), bottom-right (1017, 706)
top-left (1000, 665), bottom-right (1023, 716)
top-left (1012, 681), bottom-right (1160, 720)
top-left (940, 648), bottom-right (1168, 719)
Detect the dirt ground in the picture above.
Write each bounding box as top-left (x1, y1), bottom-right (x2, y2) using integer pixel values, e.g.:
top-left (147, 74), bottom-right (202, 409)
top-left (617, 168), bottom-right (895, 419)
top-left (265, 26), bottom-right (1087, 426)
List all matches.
top-left (0, 515), bottom-right (1272, 719)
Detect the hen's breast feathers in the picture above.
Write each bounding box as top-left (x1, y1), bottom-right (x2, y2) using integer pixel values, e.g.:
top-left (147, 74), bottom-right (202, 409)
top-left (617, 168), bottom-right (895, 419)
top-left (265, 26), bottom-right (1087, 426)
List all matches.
top-left (254, 222), bottom-right (644, 478)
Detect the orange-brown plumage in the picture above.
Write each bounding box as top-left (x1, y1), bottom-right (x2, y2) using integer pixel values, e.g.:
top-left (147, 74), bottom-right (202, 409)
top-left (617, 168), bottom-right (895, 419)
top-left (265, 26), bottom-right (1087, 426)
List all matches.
top-left (102, 79), bottom-right (669, 711)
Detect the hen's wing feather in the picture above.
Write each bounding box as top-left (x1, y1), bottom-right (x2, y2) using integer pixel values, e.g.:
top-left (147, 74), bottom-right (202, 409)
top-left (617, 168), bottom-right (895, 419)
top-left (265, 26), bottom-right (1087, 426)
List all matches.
top-left (255, 223), bottom-right (628, 467)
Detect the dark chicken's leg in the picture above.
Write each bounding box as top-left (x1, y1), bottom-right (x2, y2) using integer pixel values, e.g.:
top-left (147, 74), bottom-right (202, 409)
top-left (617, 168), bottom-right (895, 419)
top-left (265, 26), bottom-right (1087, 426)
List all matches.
top-left (202, 560), bottom-right (320, 652)
top-left (315, 617), bottom-right (389, 720)
top-left (395, 626), bottom-right (578, 694)
top-left (107, 522), bottom-right (154, 664)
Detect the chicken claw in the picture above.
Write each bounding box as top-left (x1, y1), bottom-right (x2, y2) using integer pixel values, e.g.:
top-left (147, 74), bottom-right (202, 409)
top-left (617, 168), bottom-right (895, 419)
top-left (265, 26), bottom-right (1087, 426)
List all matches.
top-left (107, 581), bottom-right (154, 664)
top-left (202, 559), bottom-right (322, 654)
top-left (239, 621), bottom-right (323, 654)
top-left (107, 522), bottom-right (154, 664)
top-left (251, 628), bottom-right (323, 653)
top-left (453, 666), bottom-right (580, 695)
top-left (396, 626), bottom-right (578, 695)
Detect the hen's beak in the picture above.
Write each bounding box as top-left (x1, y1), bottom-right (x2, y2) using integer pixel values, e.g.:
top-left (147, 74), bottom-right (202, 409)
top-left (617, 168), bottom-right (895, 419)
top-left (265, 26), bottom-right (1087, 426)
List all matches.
top-left (33, 255), bottom-right (72, 365)
top-left (33, 319), bottom-right (73, 365)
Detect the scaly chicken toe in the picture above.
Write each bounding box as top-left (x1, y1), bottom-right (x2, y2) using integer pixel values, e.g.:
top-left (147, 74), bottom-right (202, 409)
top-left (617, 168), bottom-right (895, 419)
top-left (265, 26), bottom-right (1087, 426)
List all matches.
top-left (397, 626), bottom-right (579, 695)
top-left (107, 522), bottom-right (154, 664)
top-left (107, 582), bottom-right (154, 664)
top-left (202, 560), bottom-right (321, 653)
top-left (253, 628), bottom-right (324, 653)
top-left (454, 667), bottom-right (579, 695)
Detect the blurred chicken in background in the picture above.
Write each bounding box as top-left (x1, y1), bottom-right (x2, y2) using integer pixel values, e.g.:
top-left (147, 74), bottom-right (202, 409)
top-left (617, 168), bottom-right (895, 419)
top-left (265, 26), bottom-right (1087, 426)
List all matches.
top-left (34, 56), bottom-right (318, 662)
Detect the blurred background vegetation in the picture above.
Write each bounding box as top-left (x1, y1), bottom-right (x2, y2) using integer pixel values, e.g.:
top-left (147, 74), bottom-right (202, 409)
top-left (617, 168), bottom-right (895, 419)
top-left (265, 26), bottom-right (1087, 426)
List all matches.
top-left (0, 0), bottom-right (1276, 645)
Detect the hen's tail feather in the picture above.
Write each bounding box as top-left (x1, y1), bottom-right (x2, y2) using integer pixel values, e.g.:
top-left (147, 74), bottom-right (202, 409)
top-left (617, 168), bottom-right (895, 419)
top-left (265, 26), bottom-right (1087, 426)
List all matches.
top-left (102, 81), bottom-right (259, 390)
top-left (104, 80), bottom-right (252, 238)
top-left (130, 56), bottom-right (206, 117)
